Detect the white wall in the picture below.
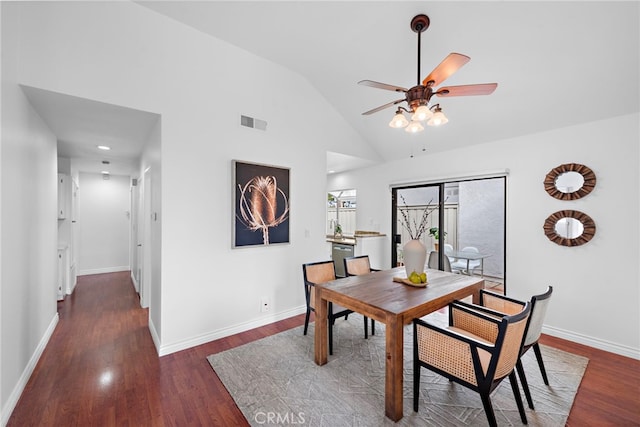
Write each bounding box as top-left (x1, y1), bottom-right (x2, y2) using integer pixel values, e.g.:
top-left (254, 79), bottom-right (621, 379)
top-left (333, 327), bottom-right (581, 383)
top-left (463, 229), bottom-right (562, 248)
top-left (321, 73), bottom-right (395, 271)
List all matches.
top-left (8, 1), bottom-right (373, 356)
top-left (77, 172), bottom-right (131, 275)
top-left (138, 118), bottom-right (162, 345)
top-left (1, 3), bottom-right (59, 421)
top-left (329, 113), bottom-right (640, 358)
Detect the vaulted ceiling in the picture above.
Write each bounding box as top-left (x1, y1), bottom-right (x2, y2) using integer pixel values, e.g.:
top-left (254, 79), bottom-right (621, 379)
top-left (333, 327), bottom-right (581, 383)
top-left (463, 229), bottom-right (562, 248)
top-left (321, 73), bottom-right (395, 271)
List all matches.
top-left (25, 2), bottom-right (639, 175)
top-left (139, 1), bottom-right (639, 172)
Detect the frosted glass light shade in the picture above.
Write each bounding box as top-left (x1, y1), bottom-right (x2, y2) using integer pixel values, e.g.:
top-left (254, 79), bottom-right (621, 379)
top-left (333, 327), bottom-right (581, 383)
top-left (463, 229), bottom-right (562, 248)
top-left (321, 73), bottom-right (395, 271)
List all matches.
top-left (427, 110), bottom-right (448, 126)
top-left (412, 105), bottom-right (433, 122)
top-left (405, 120), bottom-right (424, 133)
top-left (389, 112), bottom-right (409, 128)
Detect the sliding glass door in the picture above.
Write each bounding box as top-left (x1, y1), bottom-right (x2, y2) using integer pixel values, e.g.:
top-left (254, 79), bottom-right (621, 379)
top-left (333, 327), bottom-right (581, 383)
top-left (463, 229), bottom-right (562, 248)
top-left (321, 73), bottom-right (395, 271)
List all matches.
top-left (392, 177), bottom-right (506, 291)
top-left (392, 184), bottom-right (442, 266)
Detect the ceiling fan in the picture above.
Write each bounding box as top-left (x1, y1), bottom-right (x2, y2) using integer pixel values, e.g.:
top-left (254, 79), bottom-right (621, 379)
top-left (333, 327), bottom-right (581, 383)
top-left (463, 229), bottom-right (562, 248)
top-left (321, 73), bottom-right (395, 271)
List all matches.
top-left (359, 14), bottom-right (498, 133)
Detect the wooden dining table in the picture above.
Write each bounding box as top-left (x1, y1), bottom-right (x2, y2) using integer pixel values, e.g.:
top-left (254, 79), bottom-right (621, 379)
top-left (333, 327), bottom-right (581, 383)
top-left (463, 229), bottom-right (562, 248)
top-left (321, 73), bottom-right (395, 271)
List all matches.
top-left (314, 266), bottom-right (484, 422)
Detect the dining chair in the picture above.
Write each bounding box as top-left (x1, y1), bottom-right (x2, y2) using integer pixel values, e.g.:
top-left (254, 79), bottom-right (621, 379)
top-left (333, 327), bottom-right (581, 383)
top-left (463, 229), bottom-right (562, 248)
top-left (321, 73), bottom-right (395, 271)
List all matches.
top-left (413, 300), bottom-right (531, 427)
top-left (343, 255), bottom-right (378, 337)
top-left (444, 243), bottom-right (457, 262)
top-left (427, 250), bottom-right (452, 272)
top-left (302, 260), bottom-right (365, 355)
top-left (479, 286), bottom-right (554, 409)
top-left (450, 246), bottom-right (482, 275)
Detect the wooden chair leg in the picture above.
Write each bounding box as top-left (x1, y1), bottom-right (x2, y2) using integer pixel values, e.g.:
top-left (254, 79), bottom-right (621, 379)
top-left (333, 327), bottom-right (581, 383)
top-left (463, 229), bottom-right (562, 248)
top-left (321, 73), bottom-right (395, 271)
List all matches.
top-left (509, 371), bottom-right (528, 424)
top-left (371, 319), bottom-right (375, 336)
top-left (533, 343), bottom-right (549, 385)
top-left (516, 359), bottom-right (535, 409)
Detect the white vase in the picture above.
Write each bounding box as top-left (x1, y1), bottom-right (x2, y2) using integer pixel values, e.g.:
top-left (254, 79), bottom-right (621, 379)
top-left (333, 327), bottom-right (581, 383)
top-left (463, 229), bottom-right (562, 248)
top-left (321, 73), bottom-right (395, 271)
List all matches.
top-left (403, 239), bottom-right (427, 277)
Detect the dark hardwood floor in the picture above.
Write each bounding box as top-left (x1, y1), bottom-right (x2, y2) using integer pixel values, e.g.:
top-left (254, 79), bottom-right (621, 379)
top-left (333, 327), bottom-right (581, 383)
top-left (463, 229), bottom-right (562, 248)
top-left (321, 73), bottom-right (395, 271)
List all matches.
top-left (7, 272), bottom-right (640, 426)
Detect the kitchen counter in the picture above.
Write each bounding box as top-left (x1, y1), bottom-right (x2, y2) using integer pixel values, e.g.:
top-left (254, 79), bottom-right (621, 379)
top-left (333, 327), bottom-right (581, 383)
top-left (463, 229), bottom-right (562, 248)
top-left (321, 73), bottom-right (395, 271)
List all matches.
top-left (326, 236), bottom-right (356, 245)
top-left (325, 232), bottom-right (386, 245)
top-left (326, 232), bottom-right (388, 271)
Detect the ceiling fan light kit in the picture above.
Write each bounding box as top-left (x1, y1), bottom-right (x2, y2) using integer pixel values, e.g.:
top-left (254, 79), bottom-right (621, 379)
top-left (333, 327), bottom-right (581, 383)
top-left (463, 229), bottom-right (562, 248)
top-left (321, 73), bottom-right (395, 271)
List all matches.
top-left (389, 109), bottom-right (409, 128)
top-left (360, 14), bottom-right (497, 134)
top-left (405, 120), bottom-right (424, 134)
top-left (427, 105), bottom-right (448, 126)
top-left (412, 104), bottom-right (432, 121)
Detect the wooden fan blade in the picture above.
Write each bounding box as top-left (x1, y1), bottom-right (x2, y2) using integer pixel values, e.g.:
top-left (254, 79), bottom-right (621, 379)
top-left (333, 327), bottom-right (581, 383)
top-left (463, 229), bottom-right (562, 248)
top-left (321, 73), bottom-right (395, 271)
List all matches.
top-left (362, 99), bottom-right (406, 115)
top-left (421, 53), bottom-right (470, 87)
top-left (434, 83), bottom-right (498, 97)
top-left (358, 80), bottom-right (407, 93)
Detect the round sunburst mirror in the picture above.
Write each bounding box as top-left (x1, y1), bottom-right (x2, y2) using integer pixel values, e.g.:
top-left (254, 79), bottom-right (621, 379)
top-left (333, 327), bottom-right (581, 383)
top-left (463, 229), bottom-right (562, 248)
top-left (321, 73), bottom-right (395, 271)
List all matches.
top-left (543, 163), bottom-right (596, 200)
top-left (543, 210), bottom-right (596, 247)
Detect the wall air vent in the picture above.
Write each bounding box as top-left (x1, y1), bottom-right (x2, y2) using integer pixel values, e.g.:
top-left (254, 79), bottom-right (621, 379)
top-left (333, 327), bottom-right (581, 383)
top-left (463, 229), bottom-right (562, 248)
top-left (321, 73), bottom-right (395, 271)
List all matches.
top-left (240, 115), bottom-right (267, 131)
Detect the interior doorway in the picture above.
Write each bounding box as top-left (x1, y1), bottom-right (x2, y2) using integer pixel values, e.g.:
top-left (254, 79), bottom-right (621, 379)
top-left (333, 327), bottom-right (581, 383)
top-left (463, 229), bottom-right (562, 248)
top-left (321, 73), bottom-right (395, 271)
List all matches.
top-left (140, 167), bottom-right (152, 308)
top-left (130, 176), bottom-right (141, 293)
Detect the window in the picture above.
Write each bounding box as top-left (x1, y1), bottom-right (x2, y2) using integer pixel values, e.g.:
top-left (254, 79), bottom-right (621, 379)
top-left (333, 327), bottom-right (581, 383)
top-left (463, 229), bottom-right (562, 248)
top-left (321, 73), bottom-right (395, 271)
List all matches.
top-left (327, 189), bottom-right (356, 236)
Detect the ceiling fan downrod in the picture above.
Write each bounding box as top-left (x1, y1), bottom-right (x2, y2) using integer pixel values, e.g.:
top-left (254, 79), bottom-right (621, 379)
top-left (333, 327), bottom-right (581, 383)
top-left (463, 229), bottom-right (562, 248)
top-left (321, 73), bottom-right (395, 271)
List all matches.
top-left (410, 14), bottom-right (430, 87)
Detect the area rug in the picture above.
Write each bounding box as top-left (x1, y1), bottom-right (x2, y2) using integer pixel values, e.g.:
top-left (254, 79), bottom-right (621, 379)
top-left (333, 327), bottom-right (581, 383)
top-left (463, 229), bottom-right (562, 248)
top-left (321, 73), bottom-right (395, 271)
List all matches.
top-left (207, 313), bottom-right (588, 426)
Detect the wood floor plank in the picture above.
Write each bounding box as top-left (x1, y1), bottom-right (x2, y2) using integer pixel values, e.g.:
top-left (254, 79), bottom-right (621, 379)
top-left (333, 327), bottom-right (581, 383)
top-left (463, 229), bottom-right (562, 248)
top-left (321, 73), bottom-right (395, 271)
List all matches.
top-left (539, 334), bottom-right (640, 426)
top-left (7, 272), bottom-right (640, 425)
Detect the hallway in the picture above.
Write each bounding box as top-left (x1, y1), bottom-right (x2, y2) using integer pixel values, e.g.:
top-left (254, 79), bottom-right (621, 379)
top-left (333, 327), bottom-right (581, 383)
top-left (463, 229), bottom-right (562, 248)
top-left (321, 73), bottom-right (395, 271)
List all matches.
top-left (7, 272), bottom-right (268, 426)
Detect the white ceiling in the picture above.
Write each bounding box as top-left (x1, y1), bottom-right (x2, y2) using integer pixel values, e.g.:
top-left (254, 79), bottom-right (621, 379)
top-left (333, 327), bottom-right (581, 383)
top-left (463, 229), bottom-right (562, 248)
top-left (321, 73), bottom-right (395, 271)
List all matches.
top-left (23, 2), bottom-right (639, 175)
top-left (139, 1), bottom-right (638, 172)
top-left (22, 85), bottom-right (159, 176)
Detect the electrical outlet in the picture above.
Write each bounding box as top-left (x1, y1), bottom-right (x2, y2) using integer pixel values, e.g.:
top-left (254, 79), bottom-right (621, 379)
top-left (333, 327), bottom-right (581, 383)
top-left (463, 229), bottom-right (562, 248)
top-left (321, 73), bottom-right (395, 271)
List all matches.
top-left (260, 297), bottom-right (270, 313)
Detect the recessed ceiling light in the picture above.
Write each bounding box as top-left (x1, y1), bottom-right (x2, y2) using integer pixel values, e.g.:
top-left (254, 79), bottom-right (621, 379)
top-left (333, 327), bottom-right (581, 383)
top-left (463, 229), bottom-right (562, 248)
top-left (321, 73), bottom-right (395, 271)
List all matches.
top-left (101, 171), bottom-right (110, 174)
top-left (97, 145), bottom-right (111, 150)
top-left (328, 170), bottom-right (336, 174)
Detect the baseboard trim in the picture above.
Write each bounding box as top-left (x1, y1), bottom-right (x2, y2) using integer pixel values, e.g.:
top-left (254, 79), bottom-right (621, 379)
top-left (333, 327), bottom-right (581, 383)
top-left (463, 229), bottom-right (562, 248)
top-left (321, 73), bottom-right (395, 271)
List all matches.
top-left (543, 325), bottom-right (640, 360)
top-left (78, 266), bottom-right (130, 276)
top-left (148, 315), bottom-right (161, 354)
top-left (1, 313), bottom-right (59, 426)
top-left (154, 309), bottom-right (640, 359)
top-left (157, 305), bottom-right (307, 356)
top-left (147, 306), bottom-right (640, 360)
top-left (130, 271), bottom-right (139, 293)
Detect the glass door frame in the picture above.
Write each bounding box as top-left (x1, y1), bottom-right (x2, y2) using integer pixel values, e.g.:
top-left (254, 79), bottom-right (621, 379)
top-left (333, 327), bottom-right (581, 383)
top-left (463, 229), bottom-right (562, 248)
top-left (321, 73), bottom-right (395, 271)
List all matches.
top-left (391, 176), bottom-right (507, 292)
top-left (391, 183), bottom-right (445, 269)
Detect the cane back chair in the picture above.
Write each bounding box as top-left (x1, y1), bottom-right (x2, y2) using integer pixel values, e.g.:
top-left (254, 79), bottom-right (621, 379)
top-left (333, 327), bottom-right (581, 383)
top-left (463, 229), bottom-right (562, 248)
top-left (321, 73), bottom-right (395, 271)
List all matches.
top-left (479, 286), bottom-right (553, 409)
top-left (343, 255), bottom-right (378, 337)
top-left (302, 260), bottom-right (367, 355)
top-left (413, 300), bottom-right (531, 427)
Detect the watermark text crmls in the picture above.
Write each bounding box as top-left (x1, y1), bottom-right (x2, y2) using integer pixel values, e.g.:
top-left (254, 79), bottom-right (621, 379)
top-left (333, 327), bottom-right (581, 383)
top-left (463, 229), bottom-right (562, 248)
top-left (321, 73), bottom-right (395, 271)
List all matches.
top-left (254, 411), bottom-right (306, 425)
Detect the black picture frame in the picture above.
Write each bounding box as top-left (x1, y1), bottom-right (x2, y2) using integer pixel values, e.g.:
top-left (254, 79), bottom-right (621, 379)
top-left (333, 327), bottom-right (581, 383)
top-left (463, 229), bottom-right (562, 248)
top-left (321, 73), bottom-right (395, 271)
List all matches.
top-left (233, 160), bottom-right (290, 248)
